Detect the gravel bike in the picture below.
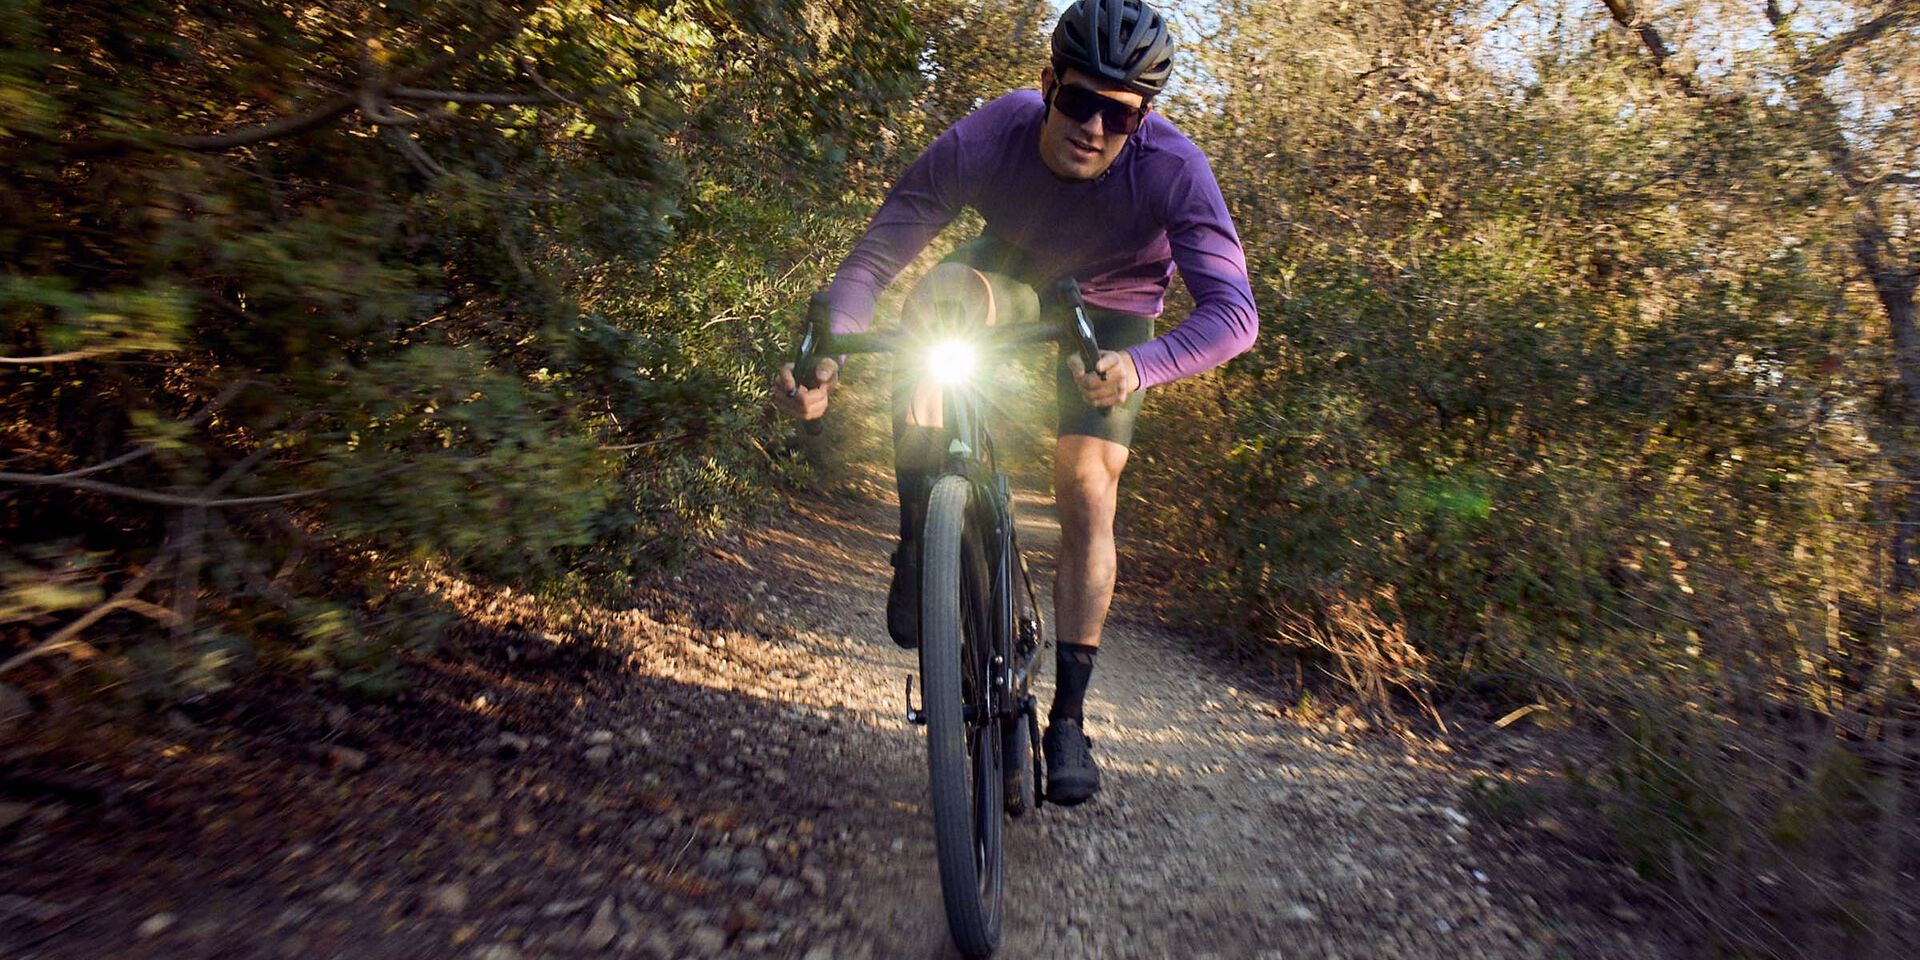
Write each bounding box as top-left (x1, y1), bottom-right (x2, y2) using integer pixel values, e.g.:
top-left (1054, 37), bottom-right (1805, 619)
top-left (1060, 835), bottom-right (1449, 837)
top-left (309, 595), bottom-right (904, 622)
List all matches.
top-left (790, 280), bottom-right (1105, 958)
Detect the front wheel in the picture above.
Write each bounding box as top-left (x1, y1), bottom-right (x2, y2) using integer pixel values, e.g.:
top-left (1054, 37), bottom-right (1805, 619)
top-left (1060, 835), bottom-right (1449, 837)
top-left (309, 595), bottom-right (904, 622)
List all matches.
top-left (921, 474), bottom-right (1003, 957)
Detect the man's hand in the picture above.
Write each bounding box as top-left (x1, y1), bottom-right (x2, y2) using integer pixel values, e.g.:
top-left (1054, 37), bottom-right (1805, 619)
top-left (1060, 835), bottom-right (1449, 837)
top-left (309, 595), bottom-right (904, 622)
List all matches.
top-left (772, 358), bottom-right (841, 421)
top-left (1067, 349), bottom-right (1140, 409)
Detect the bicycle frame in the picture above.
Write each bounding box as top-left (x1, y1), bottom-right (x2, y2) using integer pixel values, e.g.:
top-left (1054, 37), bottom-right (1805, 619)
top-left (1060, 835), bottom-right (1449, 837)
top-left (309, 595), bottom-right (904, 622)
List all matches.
top-left (796, 292), bottom-right (1085, 726)
top-left (791, 283), bottom-right (1102, 956)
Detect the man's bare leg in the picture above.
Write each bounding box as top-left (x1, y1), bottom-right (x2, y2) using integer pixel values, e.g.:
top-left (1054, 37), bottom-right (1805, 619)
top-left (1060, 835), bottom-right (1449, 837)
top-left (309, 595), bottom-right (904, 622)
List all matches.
top-left (1044, 433), bottom-right (1128, 804)
top-left (1053, 433), bottom-right (1129, 652)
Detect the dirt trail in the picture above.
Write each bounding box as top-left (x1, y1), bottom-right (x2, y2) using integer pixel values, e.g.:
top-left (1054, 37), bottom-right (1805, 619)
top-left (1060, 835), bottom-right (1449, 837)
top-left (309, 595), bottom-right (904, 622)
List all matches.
top-left (0, 474), bottom-right (1677, 960)
top-left (743, 482), bottom-right (1667, 960)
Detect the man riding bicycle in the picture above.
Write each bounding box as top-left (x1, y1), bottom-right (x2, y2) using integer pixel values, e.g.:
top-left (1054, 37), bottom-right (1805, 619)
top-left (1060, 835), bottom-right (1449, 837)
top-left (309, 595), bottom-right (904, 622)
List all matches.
top-left (773, 0), bottom-right (1256, 806)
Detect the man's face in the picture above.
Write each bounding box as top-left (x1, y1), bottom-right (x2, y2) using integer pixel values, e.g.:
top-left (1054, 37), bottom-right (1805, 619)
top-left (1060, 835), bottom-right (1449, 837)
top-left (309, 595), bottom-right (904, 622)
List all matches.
top-left (1036, 66), bottom-right (1148, 181)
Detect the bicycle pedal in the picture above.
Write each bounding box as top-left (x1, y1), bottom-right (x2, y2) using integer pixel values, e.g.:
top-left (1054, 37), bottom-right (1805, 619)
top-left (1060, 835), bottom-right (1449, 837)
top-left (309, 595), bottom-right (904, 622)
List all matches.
top-left (904, 675), bottom-right (927, 726)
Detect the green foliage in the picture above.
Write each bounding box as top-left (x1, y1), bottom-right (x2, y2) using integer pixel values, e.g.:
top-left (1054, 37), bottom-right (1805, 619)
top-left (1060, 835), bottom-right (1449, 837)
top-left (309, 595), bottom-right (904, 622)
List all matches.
top-left (1131, 1), bottom-right (1918, 951)
top-left (0, 0), bottom-right (925, 699)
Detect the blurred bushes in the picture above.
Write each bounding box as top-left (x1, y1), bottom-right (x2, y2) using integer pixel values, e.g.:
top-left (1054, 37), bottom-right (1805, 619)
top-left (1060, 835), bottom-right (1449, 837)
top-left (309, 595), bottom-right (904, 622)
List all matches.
top-left (1131, 1), bottom-right (1918, 952)
top-left (0, 0), bottom-right (923, 696)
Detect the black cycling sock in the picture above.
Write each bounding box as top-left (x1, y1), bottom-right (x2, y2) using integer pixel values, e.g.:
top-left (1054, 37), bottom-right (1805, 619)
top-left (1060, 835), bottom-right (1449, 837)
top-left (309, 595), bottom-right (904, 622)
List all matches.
top-left (1049, 642), bottom-right (1099, 722)
top-left (894, 466), bottom-right (930, 544)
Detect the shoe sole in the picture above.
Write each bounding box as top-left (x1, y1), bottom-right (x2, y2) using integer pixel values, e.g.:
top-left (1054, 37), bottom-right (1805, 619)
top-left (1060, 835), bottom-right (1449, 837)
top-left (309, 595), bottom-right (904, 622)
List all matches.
top-left (1044, 775), bottom-right (1099, 806)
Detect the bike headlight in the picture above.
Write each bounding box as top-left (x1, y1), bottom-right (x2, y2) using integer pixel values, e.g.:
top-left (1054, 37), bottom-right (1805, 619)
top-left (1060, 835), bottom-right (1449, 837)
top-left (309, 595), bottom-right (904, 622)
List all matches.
top-left (925, 339), bottom-right (979, 386)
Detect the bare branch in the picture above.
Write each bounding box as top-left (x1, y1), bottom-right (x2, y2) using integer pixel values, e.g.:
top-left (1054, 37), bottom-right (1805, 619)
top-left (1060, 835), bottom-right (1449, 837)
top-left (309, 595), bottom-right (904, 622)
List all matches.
top-left (597, 433), bottom-right (692, 451)
top-left (0, 469), bottom-right (380, 508)
top-left (522, 59), bottom-right (585, 108)
top-left (387, 128), bottom-right (451, 179)
top-left (63, 22), bottom-right (522, 157)
top-left (1599, 0), bottom-right (1702, 99)
top-left (0, 349), bottom-right (112, 365)
top-left (389, 86), bottom-right (557, 106)
top-left (1796, 1), bottom-right (1920, 78)
top-left (0, 555), bottom-right (174, 677)
top-left (18, 379), bottom-right (254, 483)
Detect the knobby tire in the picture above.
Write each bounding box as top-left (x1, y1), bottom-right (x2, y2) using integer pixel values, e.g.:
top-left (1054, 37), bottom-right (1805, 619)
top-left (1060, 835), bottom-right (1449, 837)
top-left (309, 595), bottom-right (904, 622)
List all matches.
top-left (922, 474), bottom-right (1003, 957)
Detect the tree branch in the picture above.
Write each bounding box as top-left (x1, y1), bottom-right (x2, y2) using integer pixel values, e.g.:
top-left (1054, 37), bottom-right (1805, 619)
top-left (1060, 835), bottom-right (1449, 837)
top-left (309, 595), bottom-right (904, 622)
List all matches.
top-left (0, 459), bottom-right (407, 508)
top-left (1795, 1), bottom-right (1920, 79)
top-left (1600, 0), bottom-right (1702, 99)
top-left (14, 379), bottom-right (254, 482)
top-left (388, 86), bottom-right (557, 105)
top-left (63, 22), bottom-right (523, 157)
top-left (0, 555), bottom-right (174, 677)
top-left (0, 349), bottom-right (112, 365)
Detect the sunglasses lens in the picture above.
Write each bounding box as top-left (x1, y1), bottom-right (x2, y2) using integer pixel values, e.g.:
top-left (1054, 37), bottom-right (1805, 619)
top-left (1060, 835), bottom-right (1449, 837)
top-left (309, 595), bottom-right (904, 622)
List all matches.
top-left (1052, 84), bottom-right (1144, 135)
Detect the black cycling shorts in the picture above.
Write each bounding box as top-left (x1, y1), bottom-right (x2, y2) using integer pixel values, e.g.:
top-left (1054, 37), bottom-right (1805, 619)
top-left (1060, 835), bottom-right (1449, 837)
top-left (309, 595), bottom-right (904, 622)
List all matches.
top-left (926, 236), bottom-right (1154, 448)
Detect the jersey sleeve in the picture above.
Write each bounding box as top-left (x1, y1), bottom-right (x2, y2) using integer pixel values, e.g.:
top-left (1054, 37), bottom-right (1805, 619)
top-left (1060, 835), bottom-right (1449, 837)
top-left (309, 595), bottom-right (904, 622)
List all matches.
top-left (823, 113), bottom-right (989, 334)
top-left (1124, 152), bottom-right (1259, 389)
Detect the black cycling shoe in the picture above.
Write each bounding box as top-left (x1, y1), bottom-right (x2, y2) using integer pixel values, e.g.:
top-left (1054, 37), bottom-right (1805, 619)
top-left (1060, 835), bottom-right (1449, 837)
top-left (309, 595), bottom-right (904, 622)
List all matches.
top-left (1043, 718), bottom-right (1101, 805)
top-left (886, 544), bottom-right (919, 649)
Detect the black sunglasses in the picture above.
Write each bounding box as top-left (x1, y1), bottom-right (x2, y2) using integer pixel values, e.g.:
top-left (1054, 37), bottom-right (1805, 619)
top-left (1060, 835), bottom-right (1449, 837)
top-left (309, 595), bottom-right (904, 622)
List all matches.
top-left (1046, 81), bottom-right (1149, 135)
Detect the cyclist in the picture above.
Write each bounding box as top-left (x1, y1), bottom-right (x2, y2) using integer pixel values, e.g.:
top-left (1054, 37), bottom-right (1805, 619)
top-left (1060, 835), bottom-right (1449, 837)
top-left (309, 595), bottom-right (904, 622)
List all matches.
top-left (774, 0), bottom-right (1256, 806)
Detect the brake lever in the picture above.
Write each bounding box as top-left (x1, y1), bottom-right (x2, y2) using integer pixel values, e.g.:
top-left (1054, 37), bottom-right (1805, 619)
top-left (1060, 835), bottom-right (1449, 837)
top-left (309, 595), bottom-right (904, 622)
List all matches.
top-left (792, 292), bottom-right (831, 436)
top-left (1057, 279), bottom-right (1106, 382)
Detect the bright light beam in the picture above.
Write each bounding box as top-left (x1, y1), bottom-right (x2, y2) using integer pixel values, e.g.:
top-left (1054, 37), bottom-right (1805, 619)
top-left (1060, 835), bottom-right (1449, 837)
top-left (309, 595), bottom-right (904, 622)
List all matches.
top-left (925, 339), bottom-right (979, 386)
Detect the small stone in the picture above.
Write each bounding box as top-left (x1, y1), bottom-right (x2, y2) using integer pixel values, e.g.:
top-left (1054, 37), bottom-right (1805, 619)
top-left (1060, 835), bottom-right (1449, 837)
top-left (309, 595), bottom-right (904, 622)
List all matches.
top-left (429, 883), bottom-right (470, 914)
top-left (1610, 905), bottom-right (1644, 923)
top-left (800, 866), bottom-right (827, 896)
top-left (640, 930), bottom-right (675, 959)
top-left (689, 925), bottom-right (727, 954)
top-left (1281, 903), bottom-right (1318, 923)
top-left (0, 802), bottom-right (31, 832)
top-left (322, 745), bottom-right (368, 772)
top-left (586, 730), bottom-right (615, 745)
top-left (496, 733), bottom-right (531, 759)
top-left (318, 882), bottom-right (361, 904)
top-left (583, 744), bottom-right (614, 767)
top-left (581, 898), bottom-right (619, 950)
top-left (803, 947), bottom-right (835, 960)
top-left (472, 946), bottom-right (521, 960)
top-left (541, 897), bottom-right (591, 918)
top-left (137, 912), bottom-right (177, 938)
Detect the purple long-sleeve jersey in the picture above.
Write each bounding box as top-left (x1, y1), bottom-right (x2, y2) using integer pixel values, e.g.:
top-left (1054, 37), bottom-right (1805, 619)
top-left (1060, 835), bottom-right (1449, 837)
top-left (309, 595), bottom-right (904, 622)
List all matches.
top-left (825, 89), bottom-right (1257, 390)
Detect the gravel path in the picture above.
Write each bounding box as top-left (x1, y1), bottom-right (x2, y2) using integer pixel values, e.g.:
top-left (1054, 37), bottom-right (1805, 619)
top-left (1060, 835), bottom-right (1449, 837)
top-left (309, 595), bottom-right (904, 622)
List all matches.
top-left (0, 475), bottom-right (1677, 959)
top-left (706, 481), bottom-right (1670, 960)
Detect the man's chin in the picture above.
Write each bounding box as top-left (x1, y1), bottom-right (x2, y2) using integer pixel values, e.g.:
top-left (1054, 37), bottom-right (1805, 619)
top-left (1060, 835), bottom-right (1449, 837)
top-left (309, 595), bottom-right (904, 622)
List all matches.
top-left (1049, 155), bottom-right (1109, 182)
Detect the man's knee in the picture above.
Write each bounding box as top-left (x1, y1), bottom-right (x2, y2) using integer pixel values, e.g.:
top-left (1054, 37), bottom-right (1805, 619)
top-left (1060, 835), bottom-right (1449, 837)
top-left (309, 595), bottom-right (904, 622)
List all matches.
top-left (1054, 437), bottom-right (1127, 532)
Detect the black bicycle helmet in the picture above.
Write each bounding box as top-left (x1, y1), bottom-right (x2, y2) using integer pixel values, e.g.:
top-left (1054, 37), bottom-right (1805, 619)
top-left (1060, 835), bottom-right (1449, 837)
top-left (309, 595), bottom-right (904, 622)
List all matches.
top-left (1050, 0), bottom-right (1176, 97)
